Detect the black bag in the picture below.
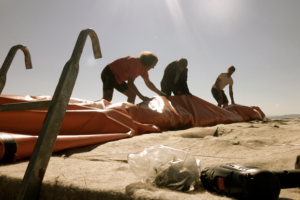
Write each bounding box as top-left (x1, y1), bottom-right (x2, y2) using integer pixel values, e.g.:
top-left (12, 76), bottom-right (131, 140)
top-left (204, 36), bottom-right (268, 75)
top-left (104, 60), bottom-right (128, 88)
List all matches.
top-left (200, 164), bottom-right (300, 200)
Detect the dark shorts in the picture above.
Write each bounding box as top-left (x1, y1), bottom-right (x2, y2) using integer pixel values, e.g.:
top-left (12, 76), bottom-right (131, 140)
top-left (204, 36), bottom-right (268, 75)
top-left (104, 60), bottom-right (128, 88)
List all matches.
top-left (211, 87), bottom-right (228, 104)
top-left (101, 65), bottom-right (129, 93)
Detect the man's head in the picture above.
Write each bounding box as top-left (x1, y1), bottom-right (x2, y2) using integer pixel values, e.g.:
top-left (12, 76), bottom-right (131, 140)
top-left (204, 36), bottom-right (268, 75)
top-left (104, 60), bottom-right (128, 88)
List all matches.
top-left (177, 58), bottom-right (188, 71)
top-left (227, 66), bottom-right (235, 76)
top-left (140, 51), bottom-right (158, 71)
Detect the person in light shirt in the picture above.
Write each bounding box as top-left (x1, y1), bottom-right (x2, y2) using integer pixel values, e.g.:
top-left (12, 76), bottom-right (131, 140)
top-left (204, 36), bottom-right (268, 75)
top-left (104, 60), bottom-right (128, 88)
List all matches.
top-left (211, 66), bottom-right (236, 108)
top-left (101, 51), bottom-right (167, 104)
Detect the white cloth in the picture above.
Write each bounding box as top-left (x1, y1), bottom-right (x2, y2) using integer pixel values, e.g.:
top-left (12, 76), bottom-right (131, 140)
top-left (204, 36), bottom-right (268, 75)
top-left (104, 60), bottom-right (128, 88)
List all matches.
top-left (212, 73), bottom-right (233, 90)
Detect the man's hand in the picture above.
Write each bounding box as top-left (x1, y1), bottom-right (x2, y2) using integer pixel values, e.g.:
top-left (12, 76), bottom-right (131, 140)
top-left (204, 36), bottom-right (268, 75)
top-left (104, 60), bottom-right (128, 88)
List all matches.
top-left (231, 100), bottom-right (235, 104)
top-left (186, 92), bottom-right (193, 97)
top-left (140, 96), bottom-right (153, 102)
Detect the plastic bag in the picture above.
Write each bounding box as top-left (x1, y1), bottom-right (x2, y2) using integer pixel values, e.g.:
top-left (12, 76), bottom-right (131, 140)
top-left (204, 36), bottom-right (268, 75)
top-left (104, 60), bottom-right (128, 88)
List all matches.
top-left (127, 145), bottom-right (204, 191)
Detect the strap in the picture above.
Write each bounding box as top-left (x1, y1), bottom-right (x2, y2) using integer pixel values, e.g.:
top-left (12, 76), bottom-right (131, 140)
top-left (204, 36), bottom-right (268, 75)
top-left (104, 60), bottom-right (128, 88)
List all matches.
top-left (0, 133), bottom-right (17, 163)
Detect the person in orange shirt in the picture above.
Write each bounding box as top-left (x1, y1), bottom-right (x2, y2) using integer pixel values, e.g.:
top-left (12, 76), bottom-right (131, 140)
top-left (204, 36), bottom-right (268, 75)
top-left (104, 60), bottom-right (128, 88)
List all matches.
top-left (101, 51), bottom-right (167, 104)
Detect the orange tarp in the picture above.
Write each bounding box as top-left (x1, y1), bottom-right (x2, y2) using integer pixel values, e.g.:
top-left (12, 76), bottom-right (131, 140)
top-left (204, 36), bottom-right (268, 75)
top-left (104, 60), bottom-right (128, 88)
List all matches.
top-left (0, 95), bottom-right (264, 161)
top-left (0, 133), bottom-right (129, 161)
top-left (225, 104), bottom-right (265, 121)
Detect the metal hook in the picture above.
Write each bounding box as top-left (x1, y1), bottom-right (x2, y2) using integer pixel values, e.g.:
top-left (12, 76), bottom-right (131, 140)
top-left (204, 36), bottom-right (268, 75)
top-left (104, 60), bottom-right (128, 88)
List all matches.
top-left (0, 44), bottom-right (32, 94)
top-left (69, 28), bottom-right (102, 64)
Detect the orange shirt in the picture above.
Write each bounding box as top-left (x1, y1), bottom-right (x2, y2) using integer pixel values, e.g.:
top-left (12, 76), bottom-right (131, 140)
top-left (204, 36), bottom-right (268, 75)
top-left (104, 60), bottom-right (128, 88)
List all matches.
top-left (109, 56), bottom-right (149, 84)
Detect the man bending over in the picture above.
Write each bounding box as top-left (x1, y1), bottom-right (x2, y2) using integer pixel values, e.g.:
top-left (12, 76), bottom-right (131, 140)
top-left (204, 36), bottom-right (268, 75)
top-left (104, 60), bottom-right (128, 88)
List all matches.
top-left (101, 51), bottom-right (167, 104)
top-left (160, 58), bottom-right (192, 96)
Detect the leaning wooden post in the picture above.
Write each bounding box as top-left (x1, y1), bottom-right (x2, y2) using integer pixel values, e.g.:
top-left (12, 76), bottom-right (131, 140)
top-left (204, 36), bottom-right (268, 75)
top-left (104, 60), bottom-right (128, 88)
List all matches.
top-left (16, 28), bottom-right (102, 200)
top-left (0, 44), bottom-right (32, 94)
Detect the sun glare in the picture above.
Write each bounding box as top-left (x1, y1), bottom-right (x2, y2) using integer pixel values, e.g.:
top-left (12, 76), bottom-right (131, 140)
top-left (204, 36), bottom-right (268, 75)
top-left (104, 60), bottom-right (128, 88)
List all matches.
top-left (164, 0), bottom-right (246, 36)
top-left (164, 0), bottom-right (186, 29)
top-left (148, 97), bottom-right (165, 113)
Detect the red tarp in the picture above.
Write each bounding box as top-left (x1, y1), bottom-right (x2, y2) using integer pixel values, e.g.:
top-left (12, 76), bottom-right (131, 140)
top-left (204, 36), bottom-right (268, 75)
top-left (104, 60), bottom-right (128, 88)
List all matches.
top-left (0, 95), bottom-right (265, 161)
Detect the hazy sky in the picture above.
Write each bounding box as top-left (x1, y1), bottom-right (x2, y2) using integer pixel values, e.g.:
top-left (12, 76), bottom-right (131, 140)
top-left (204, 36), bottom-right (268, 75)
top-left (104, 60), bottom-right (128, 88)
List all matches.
top-left (0, 0), bottom-right (299, 116)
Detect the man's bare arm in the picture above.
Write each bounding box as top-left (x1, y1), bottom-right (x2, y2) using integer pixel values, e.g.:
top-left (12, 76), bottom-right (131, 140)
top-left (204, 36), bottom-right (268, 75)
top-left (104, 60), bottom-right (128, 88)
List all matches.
top-left (229, 85), bottom-right (235, 104)
top-left (144, 78), bottom-right (166, 96)
top-left (127, 75), bottom-right (144, 99)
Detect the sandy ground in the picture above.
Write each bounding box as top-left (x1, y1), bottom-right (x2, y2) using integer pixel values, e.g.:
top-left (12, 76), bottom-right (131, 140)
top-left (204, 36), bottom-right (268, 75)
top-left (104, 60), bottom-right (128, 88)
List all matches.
top-left (0, 118), bottom-right (300, 200)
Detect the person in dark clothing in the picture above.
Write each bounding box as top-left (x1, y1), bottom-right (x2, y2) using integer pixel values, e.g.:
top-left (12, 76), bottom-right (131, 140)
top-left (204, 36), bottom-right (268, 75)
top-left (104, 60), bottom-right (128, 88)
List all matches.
top-left (160, 58), bottom-right (192, 96)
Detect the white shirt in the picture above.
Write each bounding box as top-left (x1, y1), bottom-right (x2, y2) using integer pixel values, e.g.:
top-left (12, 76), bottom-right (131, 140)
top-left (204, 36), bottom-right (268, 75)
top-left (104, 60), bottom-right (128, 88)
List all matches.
top-left (212, 73), bottom-right (233, 90)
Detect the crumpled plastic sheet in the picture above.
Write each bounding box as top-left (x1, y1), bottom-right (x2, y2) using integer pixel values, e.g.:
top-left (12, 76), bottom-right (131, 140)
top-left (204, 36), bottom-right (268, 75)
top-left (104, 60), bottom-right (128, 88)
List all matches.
top-left (128, 145), bottom-right (204, 191)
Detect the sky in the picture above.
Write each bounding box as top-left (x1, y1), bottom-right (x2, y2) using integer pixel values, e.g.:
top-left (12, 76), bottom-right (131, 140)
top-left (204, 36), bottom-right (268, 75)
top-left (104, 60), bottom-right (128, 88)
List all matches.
top-left (0, 0), bottom-right (299, 116)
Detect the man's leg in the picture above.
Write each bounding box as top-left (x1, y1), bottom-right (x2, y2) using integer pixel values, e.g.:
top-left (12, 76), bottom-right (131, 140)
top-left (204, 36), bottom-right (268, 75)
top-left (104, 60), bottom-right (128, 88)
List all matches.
top-left (101, 65), bottom-right (115, 102)
top-left (103, 90), bottom-right (113, 102)
top-left (123, 89), bottom-right (136, 104)
top-left (221, 91), bottom-right (229, 108)
top-left (218, 99), bottom-right (223, 107)
top-left (114, 82), bottom-right (135, 104)
top-left (161, 83), bottom-right (172, 96)
top-left (211, 88), bottom-right (222, 107)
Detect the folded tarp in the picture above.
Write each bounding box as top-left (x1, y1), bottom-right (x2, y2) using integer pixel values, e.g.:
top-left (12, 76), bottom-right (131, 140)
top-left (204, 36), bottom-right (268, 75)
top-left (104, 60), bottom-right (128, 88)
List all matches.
top-left (0, 94), bottom-right (264, 161)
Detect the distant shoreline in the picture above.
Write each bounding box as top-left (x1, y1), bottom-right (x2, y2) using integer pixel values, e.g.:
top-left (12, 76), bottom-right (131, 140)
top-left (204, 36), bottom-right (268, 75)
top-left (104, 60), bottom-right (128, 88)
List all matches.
top-left (267, 114), bottom-right (300, 119)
